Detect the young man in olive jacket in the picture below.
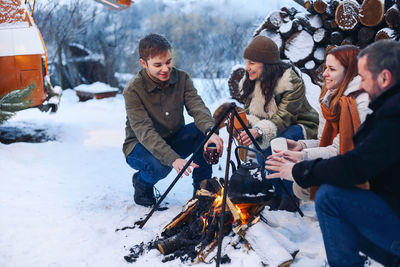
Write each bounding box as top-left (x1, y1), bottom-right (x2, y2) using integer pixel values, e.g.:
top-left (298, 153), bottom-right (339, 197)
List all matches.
top-left (123, 34), bottom-right (223, 207)
top-left (266, 40), bottom-right (400, 266)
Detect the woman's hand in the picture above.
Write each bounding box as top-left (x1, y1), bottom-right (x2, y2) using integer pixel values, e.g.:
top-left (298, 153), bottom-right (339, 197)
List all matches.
top-left (238, 128), bottom-right (259, 146)
top-left (265, 156), bottom-right (295, 182)
top-left (268, 150), bottom-right (303, 163)
top-left (287, 139), bottom-right (303, 151)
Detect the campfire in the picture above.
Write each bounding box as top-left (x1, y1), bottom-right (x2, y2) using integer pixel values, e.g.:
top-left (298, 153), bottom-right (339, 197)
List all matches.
top-left (124, 178), bottom-right (299, 266)
top-left (124, 104), bottom-right (300, 266)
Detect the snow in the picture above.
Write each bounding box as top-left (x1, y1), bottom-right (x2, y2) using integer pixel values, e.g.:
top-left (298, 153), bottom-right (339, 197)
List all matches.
top-left (314, 47), bottom-right (325, 62)
top-left (309, 15), bottom-right (322, 30)
top-left (0, 27), bottom-right (45, 57)
top-left (0, 80), bottom-right (380, 266)
top-left (284, 31), bottom-right (314, 63)
top-left (74, 82), bottom-right (118, 94)
top-left (279, 21), bottom-right (293, 34)
top-left (305, 60), bottom-right (315, 70)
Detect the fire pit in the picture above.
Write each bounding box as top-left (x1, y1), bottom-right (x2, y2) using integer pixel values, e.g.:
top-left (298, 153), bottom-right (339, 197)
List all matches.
top-left (124, 178), bottom-right (299, 266)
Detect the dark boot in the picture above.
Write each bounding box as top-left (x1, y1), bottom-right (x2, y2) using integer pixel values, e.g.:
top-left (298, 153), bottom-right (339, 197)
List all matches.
top-left (278, 196), bottom-right (300, 212)
top-left (266, 195), bottom-right (282, 211)
top-left (132, 172), bottom-right (156, 207)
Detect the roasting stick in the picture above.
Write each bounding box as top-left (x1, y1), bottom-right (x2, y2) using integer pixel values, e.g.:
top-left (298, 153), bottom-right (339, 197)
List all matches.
top-left (139, 103), bottom-right (236, 229)
top-left (215, 108), bottom-right (235, 267)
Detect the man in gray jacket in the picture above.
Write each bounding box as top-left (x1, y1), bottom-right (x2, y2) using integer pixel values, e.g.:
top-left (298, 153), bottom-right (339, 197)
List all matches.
top-left (123, 34), bottom-right (223, 207)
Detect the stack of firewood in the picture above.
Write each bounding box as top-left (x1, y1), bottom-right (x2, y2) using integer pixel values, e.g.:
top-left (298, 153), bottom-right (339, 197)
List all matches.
top-left (251, 0), bottom-right (399, 86)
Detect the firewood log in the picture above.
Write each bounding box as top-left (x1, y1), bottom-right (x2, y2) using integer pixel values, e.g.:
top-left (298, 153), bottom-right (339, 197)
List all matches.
top-left (358, 27), bottom-right (377, 47)
top-left (335, 0), bottom-right (360, 31)
top-left (323, 19), bottom-right (338, 30)
top-left (264, 10), bottom-right (285, 30)
top-left (375, 27), bottom-right (398, 41)
top-left (284, 30), bottom-right (314, 66)
top-left (227, 66), bottom-right (245, 104)
top-left (281, 6), bottom-right (298, 19)
top-left (314, 0), bottom-right (328, 14)
top-left (313, 28), bottom-right (329, 44)
top-left (313, 47), bottom-right (325, 64)
top-left (292, 0), bottom-right (313, 13)
top-left (330, 31), bottom-right (345, 45)
top-left (359, 0), bottom-right (385, 27)
top-left (385, 4), bottom-right (400, 29)
top-left (243, 222), bottom-right (294, 267)
top-left (279, 19), bottom-right (300, 39)
top-left (304, 60), bottom-right (316, 71)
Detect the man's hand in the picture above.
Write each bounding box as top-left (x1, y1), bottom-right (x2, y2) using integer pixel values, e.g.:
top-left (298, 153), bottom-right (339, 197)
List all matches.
top-left (265, 156), bottom-right (295, 182)
top-left (287, 139), bottom-right (303, 151)
top-left (172, 158), bottom-right (199, 177)
top-left (204, 133), bottom-right (224, 156)
top-left (238, 128), bottom-right (259, 146)
top-left (269, 150), bottom-right (303, 163)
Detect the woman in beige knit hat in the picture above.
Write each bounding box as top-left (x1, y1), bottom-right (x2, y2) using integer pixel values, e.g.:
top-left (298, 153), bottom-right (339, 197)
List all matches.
top-left (237, 35), bottom-right (319, 212)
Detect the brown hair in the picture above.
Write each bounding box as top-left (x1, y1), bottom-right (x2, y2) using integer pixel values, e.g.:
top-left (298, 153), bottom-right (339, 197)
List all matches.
top-left (240, 61), bottom-right (293, 113)
top-left (320, 45), bottom-right (360, 112)
top-left (139, 33), bottom-right (171, 61)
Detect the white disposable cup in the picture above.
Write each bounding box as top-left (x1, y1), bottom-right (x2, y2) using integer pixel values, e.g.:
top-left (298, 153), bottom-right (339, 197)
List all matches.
top-left (270, 137), bottom-right (288, 154)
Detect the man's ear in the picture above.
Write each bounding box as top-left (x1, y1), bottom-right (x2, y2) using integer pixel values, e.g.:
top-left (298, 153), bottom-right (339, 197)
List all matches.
top-left (377, 69), bottom-right (392, 89)
top-left (139, 58), bottom-right (147, 69)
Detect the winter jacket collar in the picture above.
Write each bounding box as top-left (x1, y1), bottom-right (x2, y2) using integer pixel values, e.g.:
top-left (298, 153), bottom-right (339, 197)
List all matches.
top-left (369, 82), bottom-right (400, 111)
top-left (140, 68), bottom-right (178, 93)
top-left (343, 76), bottom-right (362, 96)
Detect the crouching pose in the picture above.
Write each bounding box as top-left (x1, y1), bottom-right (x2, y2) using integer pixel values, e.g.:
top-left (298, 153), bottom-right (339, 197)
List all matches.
top-left (123, 34), bottom-right (223, 207)
top-left (266, 40), bottom-right (400, 267)
top-left (238, 35), bottom-right (319, 211)
top-left (275, 45), bottom-right (371, 200)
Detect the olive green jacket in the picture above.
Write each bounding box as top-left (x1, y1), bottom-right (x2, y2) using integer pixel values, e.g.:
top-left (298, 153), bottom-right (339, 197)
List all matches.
top-left (244, 68), bottom-right (319, 148)
top-left (122, 68), bottom-right (214, 166)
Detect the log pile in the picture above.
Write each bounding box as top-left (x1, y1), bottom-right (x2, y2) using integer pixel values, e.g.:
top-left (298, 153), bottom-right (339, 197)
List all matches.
top-left (245, 0), bottom-right (400, 87)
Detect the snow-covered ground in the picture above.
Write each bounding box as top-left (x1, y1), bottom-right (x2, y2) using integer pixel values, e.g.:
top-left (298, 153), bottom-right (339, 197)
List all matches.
top-left (0, 78), bottom-right (371, 267)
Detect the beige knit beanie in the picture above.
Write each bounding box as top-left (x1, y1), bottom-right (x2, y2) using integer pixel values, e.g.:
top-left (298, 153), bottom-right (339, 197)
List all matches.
top-left (243, 35), bottom-right (280, 64)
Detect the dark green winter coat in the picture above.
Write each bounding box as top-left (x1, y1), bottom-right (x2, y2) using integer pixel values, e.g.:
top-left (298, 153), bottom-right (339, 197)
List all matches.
top-left (122, 68), bottom-right (214, 166)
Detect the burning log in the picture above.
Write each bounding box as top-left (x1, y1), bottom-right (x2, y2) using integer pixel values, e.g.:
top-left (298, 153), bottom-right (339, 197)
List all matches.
top-left (162, 198), bottom-right (198, 231)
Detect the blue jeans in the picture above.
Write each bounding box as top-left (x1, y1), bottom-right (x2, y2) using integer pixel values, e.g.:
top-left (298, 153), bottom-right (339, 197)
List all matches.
top-left (257, 124), bottom-right (304, 197)
top-left (315, 184), bottom-right (400, 267)
top-left (126, 123), bottom-right (212, 188)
